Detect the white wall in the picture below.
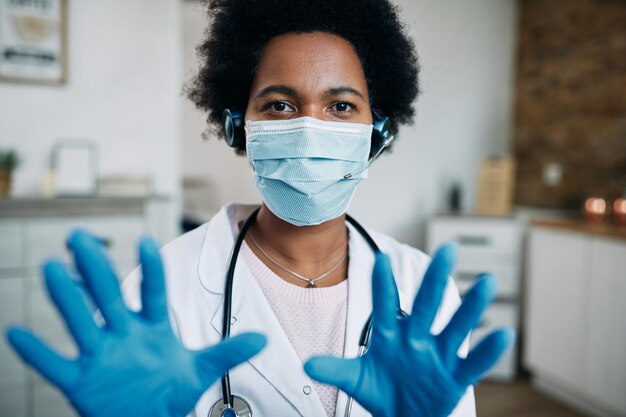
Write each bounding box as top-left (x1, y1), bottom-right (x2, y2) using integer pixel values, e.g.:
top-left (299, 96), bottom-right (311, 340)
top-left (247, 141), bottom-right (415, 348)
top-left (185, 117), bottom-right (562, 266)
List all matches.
top-left (181, 0), bottom-right (518, 249)
top-left (0, 1), bottom-right (182, 200)
top-left (181, 2), bottom-right (259, 210)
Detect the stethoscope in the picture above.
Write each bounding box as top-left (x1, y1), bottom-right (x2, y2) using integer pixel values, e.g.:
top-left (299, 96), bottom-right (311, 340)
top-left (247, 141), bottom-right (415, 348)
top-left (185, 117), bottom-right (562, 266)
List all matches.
top-left (209, 207), bottom-right (408, 417)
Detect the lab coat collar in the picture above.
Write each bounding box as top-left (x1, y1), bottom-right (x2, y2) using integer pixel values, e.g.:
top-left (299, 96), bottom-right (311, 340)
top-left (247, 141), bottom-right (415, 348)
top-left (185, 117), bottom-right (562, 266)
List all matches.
top-left (333, 221), bottom-right (376, 417)
top-left (197, 203), bottom-right (258, 295)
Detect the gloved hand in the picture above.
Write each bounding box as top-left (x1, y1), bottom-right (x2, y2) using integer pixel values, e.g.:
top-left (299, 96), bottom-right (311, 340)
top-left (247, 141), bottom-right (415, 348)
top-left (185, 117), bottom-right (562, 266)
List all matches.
top-left (304, 243), bottom-right (514, 417)
top-left (6, 230), bottom-right (266, 417)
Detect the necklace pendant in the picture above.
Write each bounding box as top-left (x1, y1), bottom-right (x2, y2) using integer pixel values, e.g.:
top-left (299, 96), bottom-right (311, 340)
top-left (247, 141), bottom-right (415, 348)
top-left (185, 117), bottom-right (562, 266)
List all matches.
top-left (307, 281), bottom-right (316, 288)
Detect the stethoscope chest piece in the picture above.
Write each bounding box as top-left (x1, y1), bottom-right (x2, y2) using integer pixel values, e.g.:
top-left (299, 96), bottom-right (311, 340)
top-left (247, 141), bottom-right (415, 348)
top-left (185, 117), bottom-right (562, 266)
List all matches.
top-left (209, 395), bottom-right (253, 417)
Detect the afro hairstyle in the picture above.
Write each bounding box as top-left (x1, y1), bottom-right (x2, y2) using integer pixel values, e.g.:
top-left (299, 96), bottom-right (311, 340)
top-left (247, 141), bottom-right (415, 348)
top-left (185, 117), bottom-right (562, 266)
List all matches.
top-left (187, 0), bottom-right (420, 153)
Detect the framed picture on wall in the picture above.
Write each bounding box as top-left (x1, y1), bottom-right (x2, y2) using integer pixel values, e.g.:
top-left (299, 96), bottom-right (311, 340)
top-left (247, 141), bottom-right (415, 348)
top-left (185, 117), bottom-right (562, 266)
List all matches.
top-left (0, 0), bottom-right (68, 84)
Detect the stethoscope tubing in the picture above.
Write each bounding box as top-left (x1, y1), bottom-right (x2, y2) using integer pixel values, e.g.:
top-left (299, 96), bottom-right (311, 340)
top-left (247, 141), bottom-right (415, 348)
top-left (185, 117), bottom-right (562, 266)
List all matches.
top-left (220, 207), bottom-right (261, 409)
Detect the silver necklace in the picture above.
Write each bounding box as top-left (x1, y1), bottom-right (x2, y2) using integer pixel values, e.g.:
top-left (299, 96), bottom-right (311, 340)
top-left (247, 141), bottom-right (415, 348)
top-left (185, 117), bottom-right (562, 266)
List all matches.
top-left (248, 232), bottom-right (348, 287)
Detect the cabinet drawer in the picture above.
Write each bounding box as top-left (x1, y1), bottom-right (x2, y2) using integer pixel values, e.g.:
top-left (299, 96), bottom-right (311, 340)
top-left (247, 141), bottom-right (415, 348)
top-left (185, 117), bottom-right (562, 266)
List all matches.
top-left (455, 262), bottom-right (520, 298)
top-left (0, 221), bottom-right (23, 270)
top-left (32, 381), bottom-right (78, 417)
top-left (0, 278), bottom-right (26, 388)
top-left (29, 276), bottom-right (78, 358)
top-left (27, 259), bottom-right (138, 353)
top-left (428, 219), bottom-right (521, 261)
top-left (471, 302), bottom-right (518, 380)
top-left (0, 384), bottom-right (27, 417)
top-left (25, 215), bottom-right (145, 267)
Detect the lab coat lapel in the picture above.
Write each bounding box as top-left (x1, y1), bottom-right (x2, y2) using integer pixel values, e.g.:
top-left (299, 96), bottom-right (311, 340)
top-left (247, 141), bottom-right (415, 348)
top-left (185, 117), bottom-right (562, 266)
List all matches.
top-left (334, 222), bottom-right (377, 417)
top-left (343, 222), bottom-right (376, 358)
top-left (208, 240), bottom-right (328, 416)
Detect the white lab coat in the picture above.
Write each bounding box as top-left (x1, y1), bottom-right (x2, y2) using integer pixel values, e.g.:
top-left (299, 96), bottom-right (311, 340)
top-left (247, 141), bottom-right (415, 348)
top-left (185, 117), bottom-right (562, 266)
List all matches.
top-left (122, 203), bottom-right (476, 417)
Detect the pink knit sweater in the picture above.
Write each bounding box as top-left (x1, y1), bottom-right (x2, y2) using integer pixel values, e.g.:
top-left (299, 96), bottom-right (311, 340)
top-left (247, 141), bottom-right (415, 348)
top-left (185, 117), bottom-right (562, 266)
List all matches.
top-left (241, 240), bottom-right (348, 417)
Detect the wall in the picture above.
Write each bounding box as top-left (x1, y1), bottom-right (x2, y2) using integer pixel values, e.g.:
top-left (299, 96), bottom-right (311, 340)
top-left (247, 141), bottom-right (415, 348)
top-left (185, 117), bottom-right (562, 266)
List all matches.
top-left (514, 0), bottom-right (626, 209)
top-left (0, 1), bottom-right (182, 201)
top-left (181, 0), bottom-right (519, 248)
top-left (181, 2), bottom-right (259, 211)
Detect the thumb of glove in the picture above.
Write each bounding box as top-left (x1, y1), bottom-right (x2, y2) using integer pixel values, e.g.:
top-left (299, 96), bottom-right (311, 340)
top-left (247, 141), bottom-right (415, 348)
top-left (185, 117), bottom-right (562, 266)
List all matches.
top-left (194, 333), bottom-right (267, 389)
top-left (304, 356), bottom-right (362, 397)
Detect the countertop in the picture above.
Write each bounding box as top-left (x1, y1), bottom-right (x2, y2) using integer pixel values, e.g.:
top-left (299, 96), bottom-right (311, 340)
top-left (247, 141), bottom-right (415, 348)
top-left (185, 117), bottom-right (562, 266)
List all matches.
top-left (0, 196), bottom-right (149, 217)
top-left (531, 218), bottom-right (626, 241)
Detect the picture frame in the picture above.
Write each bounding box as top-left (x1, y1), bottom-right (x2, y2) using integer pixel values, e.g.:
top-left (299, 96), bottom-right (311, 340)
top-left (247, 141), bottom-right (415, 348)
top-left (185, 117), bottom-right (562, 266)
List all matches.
top-left (52, 140), bottom-right (98, 197)
top-left (0, 0), bottom-right (68, 85)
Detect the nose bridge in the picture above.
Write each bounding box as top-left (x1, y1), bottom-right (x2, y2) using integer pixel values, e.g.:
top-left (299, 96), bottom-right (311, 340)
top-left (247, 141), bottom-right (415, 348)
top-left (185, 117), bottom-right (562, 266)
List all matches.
top-left (299, 103), bottom-right (326, 121)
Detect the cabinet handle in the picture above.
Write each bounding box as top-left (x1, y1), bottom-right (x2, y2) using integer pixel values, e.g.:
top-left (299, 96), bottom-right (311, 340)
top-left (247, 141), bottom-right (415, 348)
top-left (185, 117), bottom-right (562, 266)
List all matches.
top-left (476, 318), bottom-right (489, 329)
top-left (457, 235), bottom-right (490, 246)
top-left (98, 237), bottom-right (112, 248)
top-left (456, 272), bottom-right (481, 282)
top-left (66, 236), bottom-right (112, 251)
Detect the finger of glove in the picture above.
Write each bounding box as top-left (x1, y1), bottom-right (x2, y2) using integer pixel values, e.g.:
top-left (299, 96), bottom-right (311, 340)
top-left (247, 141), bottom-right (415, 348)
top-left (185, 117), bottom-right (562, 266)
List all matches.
top-left (139, 237), bottom-right (169, 323)
top-left (67, 229), bottom-right (128, 331)
top-left (304, 356), bottom-right (362, 396)
top-left (44, 260), bottom-right (101, 354)
top-left (195, 333), bottom-right (267, 388)
top-left (6, 326), bottom-right (80, 390)
top-left (437, 274), bottom-right (497, 369)
top-left (453, 328), bottom-right (515, 387)
top-left (372, 252), bottom-right (400, 337)
top-left (409, 243), bottom-right (457, 338)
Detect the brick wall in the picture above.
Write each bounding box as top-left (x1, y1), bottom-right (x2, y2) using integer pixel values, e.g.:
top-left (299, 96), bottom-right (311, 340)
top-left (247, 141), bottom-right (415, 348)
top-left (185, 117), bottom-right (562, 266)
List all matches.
top-left (514, 0), bottom-right (626, 209)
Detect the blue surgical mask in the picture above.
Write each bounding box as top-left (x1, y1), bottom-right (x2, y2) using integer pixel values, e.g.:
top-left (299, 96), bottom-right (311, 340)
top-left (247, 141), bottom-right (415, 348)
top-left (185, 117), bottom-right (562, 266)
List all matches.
top-left (246, 117), bottom-right (373, 226)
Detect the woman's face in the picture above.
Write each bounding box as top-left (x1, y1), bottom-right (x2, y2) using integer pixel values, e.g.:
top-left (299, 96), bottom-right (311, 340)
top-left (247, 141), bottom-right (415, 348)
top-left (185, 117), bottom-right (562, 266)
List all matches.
top-left (245, 31), bottom-right (372, 125)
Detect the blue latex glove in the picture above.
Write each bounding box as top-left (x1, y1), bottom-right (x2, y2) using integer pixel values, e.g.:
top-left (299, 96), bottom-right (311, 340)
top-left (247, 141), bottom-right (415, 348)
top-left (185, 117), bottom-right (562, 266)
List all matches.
top-left (6, 230), bottom-right (266, 417)
top-left (304, 243), bottom-right (514, 417)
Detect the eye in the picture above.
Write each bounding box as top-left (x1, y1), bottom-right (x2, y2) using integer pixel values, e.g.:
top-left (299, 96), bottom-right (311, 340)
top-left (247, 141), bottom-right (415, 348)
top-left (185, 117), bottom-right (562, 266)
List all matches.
top-left (266, 101), bottom-right (294, 112)
top-left (331, 102), bottom-right (354, 112)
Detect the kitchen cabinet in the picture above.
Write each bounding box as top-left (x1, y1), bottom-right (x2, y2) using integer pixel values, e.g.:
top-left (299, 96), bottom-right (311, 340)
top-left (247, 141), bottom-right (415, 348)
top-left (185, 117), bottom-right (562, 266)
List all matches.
top-left (525, 223), bottom-right (626, 417)
top-left (0, 197), bottom-right (169, 417)
top-left (427, 215), bottom-right (523, 380)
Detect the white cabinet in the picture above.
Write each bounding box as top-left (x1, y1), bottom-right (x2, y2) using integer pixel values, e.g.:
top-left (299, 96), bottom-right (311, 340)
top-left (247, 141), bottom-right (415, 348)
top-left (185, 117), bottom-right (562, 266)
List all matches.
top-left (586, 239), bottom-right (626, 413)
top-left (470, 302), bottom-right (518, 379)
top-left (428, 216), bottom-right (522, 298)
top-left (427, 216), bottom-right (523, 380)
top-left (0, 277), bottom-right (27, 417)
top-left (0, 198), bottom-right (159, 417)
top-left (0, 222), bottom-right (22, 270)
top-left (525, 226), bottom-right (626, 417)
top-left (525, 229), bottom-right (589, 390)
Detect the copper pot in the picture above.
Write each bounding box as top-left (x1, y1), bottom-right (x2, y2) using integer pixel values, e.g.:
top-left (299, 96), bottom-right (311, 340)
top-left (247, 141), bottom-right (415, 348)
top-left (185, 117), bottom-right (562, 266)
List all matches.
top-left (614, 198), bottom-right (626, 226)
top-left (584, 197), bottom-right (607, 222)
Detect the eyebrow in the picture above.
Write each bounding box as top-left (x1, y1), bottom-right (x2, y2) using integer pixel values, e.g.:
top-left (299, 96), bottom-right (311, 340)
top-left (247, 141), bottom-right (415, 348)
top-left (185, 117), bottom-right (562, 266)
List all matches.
top-left (323, 86), bottom-right (366, 101)
top-left (254, 85), bottom-right (366, 101)
top-left (254, 85), bottom-right (298, 100)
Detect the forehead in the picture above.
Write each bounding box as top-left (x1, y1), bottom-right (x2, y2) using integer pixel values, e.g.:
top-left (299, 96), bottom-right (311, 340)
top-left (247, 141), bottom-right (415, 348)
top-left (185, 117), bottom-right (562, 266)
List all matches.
top-left (250, 31), bottom-right (368, 96)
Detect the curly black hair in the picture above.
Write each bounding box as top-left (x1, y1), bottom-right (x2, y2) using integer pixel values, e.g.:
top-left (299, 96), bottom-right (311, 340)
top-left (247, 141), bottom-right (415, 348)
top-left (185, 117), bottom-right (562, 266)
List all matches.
top-left (187, 0), bottom-right (420, 153)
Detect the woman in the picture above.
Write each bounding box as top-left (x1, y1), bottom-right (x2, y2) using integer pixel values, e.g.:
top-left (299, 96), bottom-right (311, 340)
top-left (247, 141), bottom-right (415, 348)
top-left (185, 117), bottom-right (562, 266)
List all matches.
top-left (6, 1), bottom-right (513, 416)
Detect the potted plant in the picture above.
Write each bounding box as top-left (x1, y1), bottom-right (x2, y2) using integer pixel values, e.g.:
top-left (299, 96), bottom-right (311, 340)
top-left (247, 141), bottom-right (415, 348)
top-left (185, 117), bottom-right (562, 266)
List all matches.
top-left (0, 149), bottom-right (21, 196)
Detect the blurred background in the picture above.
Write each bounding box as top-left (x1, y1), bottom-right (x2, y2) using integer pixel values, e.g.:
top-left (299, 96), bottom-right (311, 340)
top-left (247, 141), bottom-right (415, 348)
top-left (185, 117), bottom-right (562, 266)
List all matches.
top-left (0, 0), bottom-right (624, 416)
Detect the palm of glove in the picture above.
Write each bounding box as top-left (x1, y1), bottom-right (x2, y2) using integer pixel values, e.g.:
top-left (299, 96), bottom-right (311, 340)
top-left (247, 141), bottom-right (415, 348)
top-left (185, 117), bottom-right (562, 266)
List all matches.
top-left (305, 244), bottom-right (513, 417)
top-left (7, 231), bottom-right (266, 417)
top-left (64, 319), bottom-right (204, 417)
